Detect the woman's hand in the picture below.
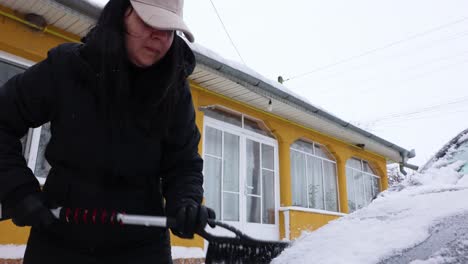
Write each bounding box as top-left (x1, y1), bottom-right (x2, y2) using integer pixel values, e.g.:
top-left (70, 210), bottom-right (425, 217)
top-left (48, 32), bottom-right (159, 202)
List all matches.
top-left (4, 192), bottom-right (56, 229)
top-left (170, 204), bottom-right (216, 239)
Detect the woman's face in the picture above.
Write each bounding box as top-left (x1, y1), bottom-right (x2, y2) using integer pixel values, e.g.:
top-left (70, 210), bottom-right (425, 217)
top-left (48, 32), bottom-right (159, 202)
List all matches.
top-left (124, 8), bottom-right (174, 68)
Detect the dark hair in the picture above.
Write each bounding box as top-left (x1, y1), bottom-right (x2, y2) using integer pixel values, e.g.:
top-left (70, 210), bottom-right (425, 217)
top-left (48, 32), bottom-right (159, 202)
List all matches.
top-left (81, 0), bottom-right (187, 137)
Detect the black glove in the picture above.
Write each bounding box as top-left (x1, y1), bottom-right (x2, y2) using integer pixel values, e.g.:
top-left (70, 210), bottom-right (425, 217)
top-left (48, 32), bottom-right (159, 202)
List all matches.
top-left (170, 204), bottom-right (216, 239)
top-left (3, 192), bottom-right (56, 229)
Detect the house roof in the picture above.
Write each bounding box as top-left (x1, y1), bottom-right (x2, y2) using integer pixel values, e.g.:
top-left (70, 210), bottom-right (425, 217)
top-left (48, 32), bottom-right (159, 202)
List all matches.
top-left (0, 0), bottom-right (416, 164)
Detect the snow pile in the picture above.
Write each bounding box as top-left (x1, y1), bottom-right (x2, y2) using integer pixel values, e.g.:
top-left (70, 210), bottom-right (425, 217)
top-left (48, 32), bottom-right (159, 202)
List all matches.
top-left (405, 160), bottom-right (466, 187)
top-left (273, 154), bottom-right (468, 264)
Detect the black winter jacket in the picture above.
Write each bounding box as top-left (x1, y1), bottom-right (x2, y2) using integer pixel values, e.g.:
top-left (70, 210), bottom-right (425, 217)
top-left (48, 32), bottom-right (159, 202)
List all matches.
top-left (0, 40), bottom-right (203, 250)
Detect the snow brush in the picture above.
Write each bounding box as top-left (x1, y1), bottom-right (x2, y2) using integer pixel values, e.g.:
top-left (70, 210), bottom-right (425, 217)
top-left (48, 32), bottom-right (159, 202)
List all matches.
top-left (51, 207), bottom-right (289, 263)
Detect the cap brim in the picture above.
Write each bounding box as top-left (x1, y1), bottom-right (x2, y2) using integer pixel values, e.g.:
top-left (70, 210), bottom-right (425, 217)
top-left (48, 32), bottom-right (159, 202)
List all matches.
top-left (130, 0), bottom-right (194, 42)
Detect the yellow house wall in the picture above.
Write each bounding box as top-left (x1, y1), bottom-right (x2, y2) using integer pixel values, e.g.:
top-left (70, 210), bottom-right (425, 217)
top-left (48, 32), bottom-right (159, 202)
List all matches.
top-left (289, 211), bottom-right (340, 240)
top-left (0, 5), bottom-right (79, 62)
top-left (0, 221), bottom-right (30, 244)
top-left (0, 4), bottom-right (390, 248)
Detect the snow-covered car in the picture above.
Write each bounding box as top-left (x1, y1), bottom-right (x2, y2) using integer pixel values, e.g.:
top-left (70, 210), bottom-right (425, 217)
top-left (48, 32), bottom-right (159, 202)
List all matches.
top-left (420, 128), bottom-right (468, 175)
top-left (273, 129), bottom-right (468, 264)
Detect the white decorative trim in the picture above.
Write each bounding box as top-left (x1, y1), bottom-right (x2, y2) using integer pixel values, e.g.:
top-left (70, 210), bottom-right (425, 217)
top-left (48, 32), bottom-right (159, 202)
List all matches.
top-left (0, 51), bottom-right (34, 68)
top-left (0, 244), bottom-right (26, 259)
top-left (284, 210), bottom-right (290, 241)
top-left (27, 127), bottom-right (42, 172)
top-left (171, 246), bottom-right (205, 259)
top-left (279, 206), bottom-right (347, 217)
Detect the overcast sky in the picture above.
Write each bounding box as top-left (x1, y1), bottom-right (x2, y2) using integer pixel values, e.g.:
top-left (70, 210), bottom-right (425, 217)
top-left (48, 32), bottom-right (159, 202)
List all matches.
top-left (96, 0), bottom-right (468, 168)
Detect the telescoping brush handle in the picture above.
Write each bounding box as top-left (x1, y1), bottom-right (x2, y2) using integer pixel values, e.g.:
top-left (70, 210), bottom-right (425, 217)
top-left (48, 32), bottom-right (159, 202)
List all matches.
top-left (51, 207), bottom-right (251, 240)
top-left (50, 207), bottom-right (177, 228)
top-left (117, 213), bottom-right (177, 228)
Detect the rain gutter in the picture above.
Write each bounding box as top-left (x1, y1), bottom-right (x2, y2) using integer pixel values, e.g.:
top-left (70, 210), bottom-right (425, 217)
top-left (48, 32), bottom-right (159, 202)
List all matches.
top-left (195, 51), bottom-right (419, 172)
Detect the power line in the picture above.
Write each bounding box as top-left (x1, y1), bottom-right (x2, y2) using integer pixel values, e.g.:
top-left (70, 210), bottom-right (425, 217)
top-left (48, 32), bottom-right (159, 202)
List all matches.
top-left (355, 56), bottom-right (468, 96)
top-left (309, 29), bottom-right (468, 85)
top-left (284, 16), bottom-right (468, 82)
top-left (312, 48), bottom-right (468, 96)
top-left (369, 109), bottom-right (468, 128)
top-left (209, 0), bottom-right (247, 65)
top-left (361, 95), bottom-right (468, 125)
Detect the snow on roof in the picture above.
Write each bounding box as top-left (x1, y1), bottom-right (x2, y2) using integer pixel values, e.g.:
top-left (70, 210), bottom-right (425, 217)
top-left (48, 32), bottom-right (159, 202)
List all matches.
top-left (273, 156), bottom-right (468, 264)
top-left (188, 42), bottom-right (331, 114)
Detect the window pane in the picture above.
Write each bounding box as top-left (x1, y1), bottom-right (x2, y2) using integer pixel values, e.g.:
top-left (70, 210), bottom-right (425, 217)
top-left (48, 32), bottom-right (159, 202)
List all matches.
top-left (247, 196), bottom-right (261, 223)
top-left (262, 170), bottom-right (275, 224)
top-left (246, 139), bottom-right (261, 195)
top-left (20, 136), bottom-right (28, 158)
top-left (204, 108), bottom-right (242, 127)
top-left (20, 129), bottom-right (33, 162)
top-left (35, 123), bottom-right (51, 179)
top-left (354, 171), bottom-right (365, 210)
top-left (323, 161), bottom-right (338, 212)
top-left (347, 158), bottom-right (362, 170)
top-left (314, 144), bottom-right (333, 160)
top-left (204, 156), bottom-right (222, 219)
top-left (244, 118), bottom-right (273, 138)
top-left (205, 127), bottom-right (222, 157)
top-left (364, 175), bottom-right (373, 204)
top-left (262, 144), bottom-right (274, 170)
top-left (372, 176), bottom-right (380, 199)
top-left (223, 132), bottom-right (239, 192)
top-left (307, 156), bottom-right (324, 210)
top-left (223, 192), bottom-right (239, 221)
top-left (291, 150), bottom-right (307, 207)
top-left (0, 60), bottom-right (24, 86)
top-left (363, 161), bottom-right (373, 174)
top-left (347, 168), bottom-right (356, 213)
top-left (291, 140), bottom-right (314, 154)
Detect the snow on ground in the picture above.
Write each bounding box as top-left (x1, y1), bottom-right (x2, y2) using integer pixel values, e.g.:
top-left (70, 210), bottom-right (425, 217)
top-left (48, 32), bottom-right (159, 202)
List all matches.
top-left (273, 154), bottom-right (468, 263)
top-left (0, 245), bottom-right (204, 260)
top-left (171, 246), bottom-right (205, 259)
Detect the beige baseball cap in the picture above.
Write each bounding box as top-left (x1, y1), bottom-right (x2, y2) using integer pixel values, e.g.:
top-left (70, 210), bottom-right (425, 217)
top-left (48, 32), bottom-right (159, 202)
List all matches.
top-left (129, 0), bottom-right (194, 42)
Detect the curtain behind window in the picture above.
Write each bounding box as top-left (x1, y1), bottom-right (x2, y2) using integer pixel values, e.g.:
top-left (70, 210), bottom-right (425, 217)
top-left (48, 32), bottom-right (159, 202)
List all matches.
top-left (291, 151), bottom-right (307, 207)
top-left (291, 141), bottom-right (338, 212)
top-left (346, 158), bottom-right (381, 213)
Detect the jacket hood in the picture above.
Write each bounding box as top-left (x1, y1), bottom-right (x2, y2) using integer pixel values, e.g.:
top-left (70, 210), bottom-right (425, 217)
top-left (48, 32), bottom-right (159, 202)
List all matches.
top-left (177, 36), bottom-right (196, 77)
top-left (52, 35), bottom-right (196, 81)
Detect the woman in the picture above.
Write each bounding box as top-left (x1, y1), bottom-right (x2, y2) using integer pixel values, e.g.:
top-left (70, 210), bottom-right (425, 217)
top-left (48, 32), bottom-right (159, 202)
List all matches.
top-left (0, 0), bottom-right (214, 263)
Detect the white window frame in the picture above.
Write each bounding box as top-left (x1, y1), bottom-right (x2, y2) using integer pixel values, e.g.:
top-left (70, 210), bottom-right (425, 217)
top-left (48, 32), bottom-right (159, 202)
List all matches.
top-left (290, 141), bottom-right (340, 212)
top-left (203, 115), bottom-right (280, 238)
